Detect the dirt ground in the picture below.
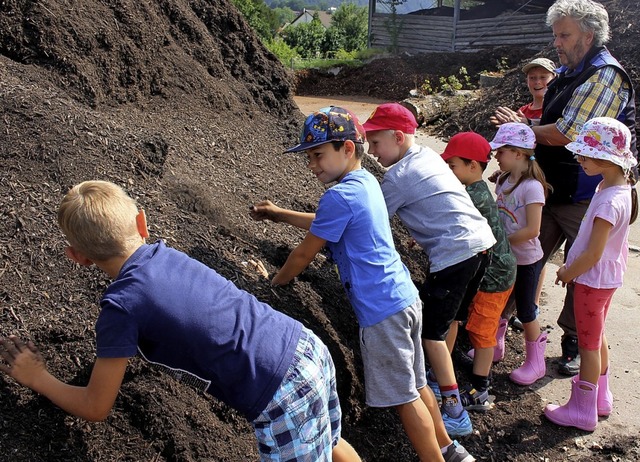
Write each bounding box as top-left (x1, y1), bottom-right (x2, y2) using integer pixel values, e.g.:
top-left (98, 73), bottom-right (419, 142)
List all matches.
top-left (1, 0), bottom-right (640, 461)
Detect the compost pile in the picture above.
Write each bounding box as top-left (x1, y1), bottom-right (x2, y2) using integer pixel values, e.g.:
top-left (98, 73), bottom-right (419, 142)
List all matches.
top-left (1, 0), bottom-right (639, 461)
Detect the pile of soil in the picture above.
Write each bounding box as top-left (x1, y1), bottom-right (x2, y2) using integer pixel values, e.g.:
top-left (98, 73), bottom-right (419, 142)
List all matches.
top-left (295, 46), bottom-right (534, 103)
top-left (1, 1), bottom-right (639, 461)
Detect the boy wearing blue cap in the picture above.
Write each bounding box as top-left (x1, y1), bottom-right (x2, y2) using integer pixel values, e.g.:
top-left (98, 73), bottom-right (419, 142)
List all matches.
top-left (251, 107), bottom-right (475, 462)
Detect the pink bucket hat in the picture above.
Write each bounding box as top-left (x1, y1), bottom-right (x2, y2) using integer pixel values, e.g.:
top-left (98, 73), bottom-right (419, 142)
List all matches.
top-left (489, 122), bottom-right (536, 150)
top-left (566, 117), bottom-right (637, 170)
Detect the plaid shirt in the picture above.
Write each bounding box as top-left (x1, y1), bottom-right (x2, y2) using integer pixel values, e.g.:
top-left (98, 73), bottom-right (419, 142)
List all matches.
top-left (557, 66), bottom-right (632, 140)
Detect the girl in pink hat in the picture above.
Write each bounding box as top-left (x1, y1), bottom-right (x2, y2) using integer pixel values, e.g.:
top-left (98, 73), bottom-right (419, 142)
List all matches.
top-left (490, 123), bottom-right (553, 387)
top-left (545, 117), bottom-right (638, 431)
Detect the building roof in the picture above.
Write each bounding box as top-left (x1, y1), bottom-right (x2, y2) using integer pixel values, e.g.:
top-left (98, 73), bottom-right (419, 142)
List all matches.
top-left (288, 9), bottom-right (333, 29)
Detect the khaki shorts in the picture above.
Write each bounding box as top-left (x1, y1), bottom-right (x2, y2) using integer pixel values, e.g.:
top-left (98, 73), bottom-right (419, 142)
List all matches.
top-left (359, 298), bottom-right (426, 407)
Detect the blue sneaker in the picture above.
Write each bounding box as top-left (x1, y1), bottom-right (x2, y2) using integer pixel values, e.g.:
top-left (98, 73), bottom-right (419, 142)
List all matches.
top-left (427, 371), bottom-right (441, 403)
top-left (442, 409), bottom-right (473, 437)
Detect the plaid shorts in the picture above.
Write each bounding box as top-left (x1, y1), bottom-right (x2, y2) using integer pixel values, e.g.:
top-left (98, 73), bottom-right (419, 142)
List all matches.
top-left (252, 327), bottom-right (341, 461)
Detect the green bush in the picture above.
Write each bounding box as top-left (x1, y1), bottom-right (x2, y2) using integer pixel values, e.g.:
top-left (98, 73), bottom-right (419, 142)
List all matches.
top-left (265, 37), bottom-right (299, 64)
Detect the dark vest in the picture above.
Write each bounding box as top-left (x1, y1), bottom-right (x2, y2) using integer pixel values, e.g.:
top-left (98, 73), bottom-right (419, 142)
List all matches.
top-left (537, 46), bottom-right (637, 204)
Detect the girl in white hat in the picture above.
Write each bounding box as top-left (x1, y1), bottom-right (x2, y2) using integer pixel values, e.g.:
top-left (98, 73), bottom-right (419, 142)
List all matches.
top-left (545, 117), bottom-right (638, 431)
top-left (490, 123), bottom-right (553, 387)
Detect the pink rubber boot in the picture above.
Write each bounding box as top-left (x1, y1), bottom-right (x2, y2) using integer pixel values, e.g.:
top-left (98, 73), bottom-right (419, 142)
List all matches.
top-left (467, 318), bottom-right (509, 363)
top-left (597, 368), bottom-right (613, 416)
top-left (545, 377), bottom-right (598, 431)
top-left (509, 332), bottom-right (547, 385)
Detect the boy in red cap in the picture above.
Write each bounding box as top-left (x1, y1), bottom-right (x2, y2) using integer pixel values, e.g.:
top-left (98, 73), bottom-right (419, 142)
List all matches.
top-left (363, 103), bottom-right (496, 437)
top-left (251, 106), bottom-right (475, 462)
top-left (441, 132), bottom-right (517, 409)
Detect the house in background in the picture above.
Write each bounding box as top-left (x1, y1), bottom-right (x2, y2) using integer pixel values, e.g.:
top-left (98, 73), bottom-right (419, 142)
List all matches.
top-left (287, 8), bottom-right (334, 29)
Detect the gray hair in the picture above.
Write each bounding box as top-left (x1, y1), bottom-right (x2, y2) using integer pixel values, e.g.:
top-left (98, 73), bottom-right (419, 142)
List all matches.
top-left (547, 0), bottom-right (610, 47)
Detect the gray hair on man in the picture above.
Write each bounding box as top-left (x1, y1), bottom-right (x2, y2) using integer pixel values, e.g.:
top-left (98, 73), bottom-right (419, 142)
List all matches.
top-left (546, 0), bottom-right (611, 47)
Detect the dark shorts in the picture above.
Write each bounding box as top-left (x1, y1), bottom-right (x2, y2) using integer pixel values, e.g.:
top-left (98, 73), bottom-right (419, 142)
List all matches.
top-left (513, 259), bottom-right (544, 324)
top-left (420, 251), bottom-right (490, 341)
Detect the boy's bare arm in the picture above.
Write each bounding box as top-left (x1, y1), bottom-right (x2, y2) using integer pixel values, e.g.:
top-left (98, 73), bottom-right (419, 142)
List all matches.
top-left (250, 200), bottom-right (315, 230)
top-left (0, 335), bottom-right (128, 422)
top-left (272, 232), bottom-right (326, 286)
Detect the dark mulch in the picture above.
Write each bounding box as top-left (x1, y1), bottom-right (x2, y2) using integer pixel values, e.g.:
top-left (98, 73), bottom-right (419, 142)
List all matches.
top-left (1, 0), bottom-right (639, 461)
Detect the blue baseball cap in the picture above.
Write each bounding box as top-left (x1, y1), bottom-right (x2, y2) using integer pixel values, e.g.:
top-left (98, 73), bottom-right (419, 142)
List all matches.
top-left (285, 106), bottom-right (366, 153)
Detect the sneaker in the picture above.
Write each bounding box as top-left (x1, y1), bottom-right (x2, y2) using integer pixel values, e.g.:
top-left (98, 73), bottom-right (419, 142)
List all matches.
top-left (459, 385), bottom-right (494, 412)
top-left (442, 440), bottom-right (476, 462)
top-left (442, 409), bottom-right (473, 437)
top-left (427, 370), bottom-right (441, 403)
top-left (558, 335), bottom-right (580, 376)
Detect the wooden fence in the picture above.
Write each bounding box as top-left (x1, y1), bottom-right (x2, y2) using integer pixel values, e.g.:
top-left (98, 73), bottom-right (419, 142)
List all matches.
top-left (370, 13), bottom-right (551, 53)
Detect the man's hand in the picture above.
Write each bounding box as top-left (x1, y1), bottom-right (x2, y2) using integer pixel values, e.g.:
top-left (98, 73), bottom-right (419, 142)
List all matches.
top-left (250, 200), bottom-right (281, 222)
top-left (490, 106), bottom-right (527, 126)
top-left (0, 335), bottom-right (46, 388)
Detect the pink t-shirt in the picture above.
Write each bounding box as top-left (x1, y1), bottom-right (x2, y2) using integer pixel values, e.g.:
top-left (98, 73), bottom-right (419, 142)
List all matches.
top-left (565, 183), bottom-right (632, 288)
top-left (495, 177), bottom-right (545, 265)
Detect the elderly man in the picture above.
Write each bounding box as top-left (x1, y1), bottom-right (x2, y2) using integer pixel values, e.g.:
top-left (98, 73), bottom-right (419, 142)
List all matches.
top-left (532, 0), bottom-right (637, 375)
top-left (490, 0), bottom-right (636, 375)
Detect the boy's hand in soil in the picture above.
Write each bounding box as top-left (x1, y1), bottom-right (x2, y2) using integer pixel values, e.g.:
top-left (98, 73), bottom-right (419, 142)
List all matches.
top-left (0, 335), bottom-right (46, 388)
top-left (250, 200), bottom-right (282, 222)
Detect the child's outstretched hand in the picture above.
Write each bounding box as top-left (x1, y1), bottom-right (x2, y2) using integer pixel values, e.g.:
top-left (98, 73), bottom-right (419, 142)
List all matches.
top-left (0, 335), bottom-right (46, 388)
top-left (250, 200), bottom-right (282, 223)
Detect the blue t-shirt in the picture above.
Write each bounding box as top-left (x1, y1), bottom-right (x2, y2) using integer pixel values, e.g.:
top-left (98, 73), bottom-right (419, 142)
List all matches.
top-left (310, 168), bottom-right (418, 327)
top-left (96, 241), bottom-right (302, 421)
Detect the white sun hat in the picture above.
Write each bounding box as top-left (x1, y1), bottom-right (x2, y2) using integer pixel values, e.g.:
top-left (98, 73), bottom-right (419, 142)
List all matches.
top-left (566, 117), bottom-right (637, 171)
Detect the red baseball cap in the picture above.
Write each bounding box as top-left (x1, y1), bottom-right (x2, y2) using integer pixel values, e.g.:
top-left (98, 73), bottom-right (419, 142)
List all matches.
top-left (441, 132), bottom-right (492, 163)
top-left (362, 103), bottom-right (418, 134)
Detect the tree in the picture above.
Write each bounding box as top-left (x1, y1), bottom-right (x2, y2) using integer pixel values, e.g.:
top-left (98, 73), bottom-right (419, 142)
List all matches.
top-left (282, 16), bottom-right (327, 58)
top-left (378, 0), bottom-right (407, 53)
top-left (322, 26), bottom-right (345, 57)
top-left (328, 3), bottom-right (368, 52)
top-left (264, 37), bottom-right (299, 64)
top-left (232, 0), bottom-right (280, 40)
top-left (273, 7), bottom-right (296, 27)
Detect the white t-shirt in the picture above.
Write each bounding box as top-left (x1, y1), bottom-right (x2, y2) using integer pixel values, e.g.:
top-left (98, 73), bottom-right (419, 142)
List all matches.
top-left (382, 144), bottom-right (495, 272)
